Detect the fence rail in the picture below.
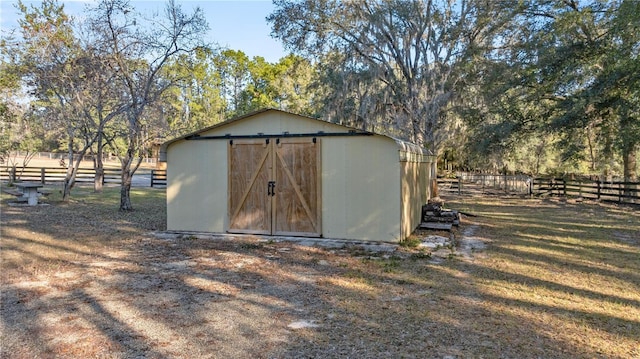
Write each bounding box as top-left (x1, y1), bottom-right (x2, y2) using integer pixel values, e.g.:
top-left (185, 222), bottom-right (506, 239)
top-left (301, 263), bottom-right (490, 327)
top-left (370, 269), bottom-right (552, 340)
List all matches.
top-left (1, 166), bottom-right (121, 185)
top-left (2, 151), bottom-right (156, 164)
top-left (532, 178), bottom-right (640, 204)
top-left (454, 173), bottom-right (532, 194)
top-left (151, 170), bottom-right (167, 187)
top-left (438, 172), bottom-right (639, 204)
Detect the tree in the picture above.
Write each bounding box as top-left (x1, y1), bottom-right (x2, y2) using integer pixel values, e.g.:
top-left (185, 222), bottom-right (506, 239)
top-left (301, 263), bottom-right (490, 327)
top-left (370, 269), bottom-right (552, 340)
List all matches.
top-left (11, 0), bottom-right (92, 199)
top-left (0, 101), bottom-right (43, 184)
top-left (87, 0), bottom-right (208, 210)
top-left (243, 55), bottom-right (279, 111)
top-left (535, 0), bottom-right (638, 180)
top-left (161, 48), bottom-right (226, 136)
top-left (73, 47), bottom-right (128, 193)
top-left (465, 0), bottom-right (639, 180)
top-left (0, 39), bottom-right (29, 179)
top-left (269, 0), bottom-right (501, 153)
top-left (270, 54), bottom-right (317, 114)
top-left (587, 0), bottom-right (640, 182)
top-left (240, 54), bottom-right (317, 114)
top-left (213, 49), bottom-right (250, 116)
top-left (9, 0), bottom-right (133, 198)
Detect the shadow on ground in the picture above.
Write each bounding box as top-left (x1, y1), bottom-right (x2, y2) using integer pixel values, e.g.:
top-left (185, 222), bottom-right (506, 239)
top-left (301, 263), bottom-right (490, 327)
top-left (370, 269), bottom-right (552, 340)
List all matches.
top-left (1, 186), bottom-right (639, 358)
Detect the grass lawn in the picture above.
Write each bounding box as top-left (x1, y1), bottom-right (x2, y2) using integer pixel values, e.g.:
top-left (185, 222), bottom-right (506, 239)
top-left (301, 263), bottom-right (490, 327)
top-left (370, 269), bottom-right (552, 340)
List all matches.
top-left (443, 195), bottom-right (640, 358)
top-left (1, 185), bottom-right (638, 358)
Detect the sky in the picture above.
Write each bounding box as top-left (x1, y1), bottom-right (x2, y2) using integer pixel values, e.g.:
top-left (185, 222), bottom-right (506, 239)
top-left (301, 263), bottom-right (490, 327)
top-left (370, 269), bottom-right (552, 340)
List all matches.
top-left (0, 0), bottom-right (289, 63)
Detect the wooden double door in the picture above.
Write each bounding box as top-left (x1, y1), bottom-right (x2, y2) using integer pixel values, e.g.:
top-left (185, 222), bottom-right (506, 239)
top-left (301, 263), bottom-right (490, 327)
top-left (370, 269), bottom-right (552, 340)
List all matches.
top-left (228, 137), bottom-right (321, 237)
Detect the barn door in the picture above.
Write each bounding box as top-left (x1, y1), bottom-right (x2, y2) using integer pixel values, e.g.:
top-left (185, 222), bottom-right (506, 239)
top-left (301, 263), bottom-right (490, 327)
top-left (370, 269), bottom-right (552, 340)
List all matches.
top-left (228, 138), bottom-right (321, 237)
top-left (273, 138), bottom-right (321, 236)
top-left (228, 139), bottom-right (273, 234)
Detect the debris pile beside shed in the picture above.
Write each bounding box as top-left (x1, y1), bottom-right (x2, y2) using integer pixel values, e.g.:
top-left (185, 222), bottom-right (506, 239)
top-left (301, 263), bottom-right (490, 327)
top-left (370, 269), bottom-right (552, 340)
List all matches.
top-left (419, 198), bottom-right (460, 231)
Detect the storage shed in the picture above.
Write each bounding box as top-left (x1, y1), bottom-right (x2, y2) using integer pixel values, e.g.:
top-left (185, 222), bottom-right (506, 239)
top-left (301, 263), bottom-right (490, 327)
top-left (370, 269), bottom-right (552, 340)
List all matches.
top-left (160, 109), bottom-right (435, 243)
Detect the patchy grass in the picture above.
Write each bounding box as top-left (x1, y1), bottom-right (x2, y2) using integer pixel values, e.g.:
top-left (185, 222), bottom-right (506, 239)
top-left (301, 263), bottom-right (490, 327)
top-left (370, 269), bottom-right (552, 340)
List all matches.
top-left (399, 234), bottom-right (423, 248)
top-left (444, 195), bottom-right (640, 358)
top-left (1, 186), bottom-right (639, 358)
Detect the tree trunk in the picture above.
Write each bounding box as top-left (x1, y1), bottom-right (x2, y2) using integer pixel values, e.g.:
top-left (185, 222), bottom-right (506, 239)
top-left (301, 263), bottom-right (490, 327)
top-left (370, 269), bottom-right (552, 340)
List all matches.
top-left (623, 144), bottom-right (637, 182)
top-left (94, 166), bottom-right (104, 192)
top-left (8, 165), bottom-right (16, 186)
top-left (63, 143), bottom-right (92, 201)
top-left (119, 153), bottom-right (139, 211)
top-left (94, 138), bottom-right (105, 192)
top-left (62, 178), bottom-right (72, 201)
top-left (62, 144), bottom-right (75, 202)
top-left (586, 125), bottom-right (597, 172)
top-left (120, 175), bottom-right (133, 211)
top-left (622, 144), bottom-right (637, 202)
top-left (430, 158), bottom-right (438, 198)
top-left (120, 168), bottom-right (133, 211)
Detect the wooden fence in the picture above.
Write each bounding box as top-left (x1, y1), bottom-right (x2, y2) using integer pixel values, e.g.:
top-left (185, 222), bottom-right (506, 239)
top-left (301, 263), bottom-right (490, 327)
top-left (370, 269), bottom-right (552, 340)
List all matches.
top-left (438, 172), bottom-right (639, 204)
top-left (151, 170), bottom-right (167, 187)
top-left (5, 151), bottom-right (157, 164)
top-left (442, 173), bottom-right (532, 194)
top-left (532, 178), bottom-right (640, 204)
top-left (1, 167), bottom-right (121, 185)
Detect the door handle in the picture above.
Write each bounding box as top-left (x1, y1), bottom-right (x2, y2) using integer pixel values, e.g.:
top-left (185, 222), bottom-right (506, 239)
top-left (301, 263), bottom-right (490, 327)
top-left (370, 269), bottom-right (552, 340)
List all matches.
top-left (268, 181), bottom-right (275, 196)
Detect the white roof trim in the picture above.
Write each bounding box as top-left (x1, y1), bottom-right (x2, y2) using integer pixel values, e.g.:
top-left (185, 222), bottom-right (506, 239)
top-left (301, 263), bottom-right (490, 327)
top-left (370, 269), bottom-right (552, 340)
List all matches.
top-left (394, 138), bottom-right (434, 163)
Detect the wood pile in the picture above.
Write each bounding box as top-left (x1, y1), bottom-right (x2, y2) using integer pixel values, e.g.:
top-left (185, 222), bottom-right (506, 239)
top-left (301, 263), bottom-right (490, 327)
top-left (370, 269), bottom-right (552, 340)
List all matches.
top-left (420, 199), bottom-right (460, 231)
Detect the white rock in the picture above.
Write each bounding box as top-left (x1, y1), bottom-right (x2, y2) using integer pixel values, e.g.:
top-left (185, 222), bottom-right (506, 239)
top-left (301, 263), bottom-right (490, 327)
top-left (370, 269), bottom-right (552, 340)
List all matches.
top-left (419, 242), bottom-right (439, 249)
top-left (288, 320), bottom-right (320, 329)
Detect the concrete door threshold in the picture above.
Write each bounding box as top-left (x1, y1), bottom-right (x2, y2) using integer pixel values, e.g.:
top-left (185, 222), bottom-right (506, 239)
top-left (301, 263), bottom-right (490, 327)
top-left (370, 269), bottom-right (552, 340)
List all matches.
top-left (151, 231), bottom-right (398, 253)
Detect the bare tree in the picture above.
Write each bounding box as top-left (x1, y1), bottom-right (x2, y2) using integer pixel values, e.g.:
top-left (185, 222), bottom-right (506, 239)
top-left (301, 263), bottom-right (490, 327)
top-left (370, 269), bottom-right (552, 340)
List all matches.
top-left (68, 43), bottom-right (128, 192)
top-left (88, 0), bottom-right (208, 210)
top-left (8, 0), bottom-right (124, 199)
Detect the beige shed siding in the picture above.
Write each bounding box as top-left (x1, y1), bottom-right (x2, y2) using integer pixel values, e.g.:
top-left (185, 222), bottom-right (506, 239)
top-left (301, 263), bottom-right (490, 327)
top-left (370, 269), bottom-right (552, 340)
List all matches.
top-left (165, 109), bottom-right (430, 242)
top-left (322, 135), bottom-right (401, 242)
top-left (400, 160), bottom-right (431, 239)
top-left (396, 139), bottom-right (434, 240)
top-left (202, 110), bottom-right (346, 136)
top-left (166, 140), bottom-right (228, 232)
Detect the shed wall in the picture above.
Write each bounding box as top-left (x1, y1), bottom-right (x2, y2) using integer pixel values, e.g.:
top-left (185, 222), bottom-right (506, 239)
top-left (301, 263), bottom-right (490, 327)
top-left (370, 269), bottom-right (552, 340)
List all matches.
top-left (166, 111), bottom-right (410, 242)
top-left (400, 160), bottom-right (432, 239)
top-left (167, 140), bottom-right (227, 232)
top-left (321, 135), bottom-right (401, 242)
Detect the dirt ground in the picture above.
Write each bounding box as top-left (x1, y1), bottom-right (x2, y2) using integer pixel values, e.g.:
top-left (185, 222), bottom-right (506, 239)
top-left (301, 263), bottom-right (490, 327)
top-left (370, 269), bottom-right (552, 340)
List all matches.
top-left (1, 186), bottom-right (639, 358)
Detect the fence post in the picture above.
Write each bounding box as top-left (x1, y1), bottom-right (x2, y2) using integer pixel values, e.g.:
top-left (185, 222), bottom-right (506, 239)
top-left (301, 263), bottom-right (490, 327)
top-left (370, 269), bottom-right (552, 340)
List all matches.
top-left (458, 176), bottom-right (461, 195)
top-left (150, 170), bottom-right (155, 187)
top-left (41, 168), bottom-right (45, 184)
top-left (597, 180), bottom-right (601, 200)
top-left (503, 172), bottom-right (507, 192)
top-left (618, 182), bottom-right (622, 203)
top-left (578, 181), bottom-right (582, 198)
